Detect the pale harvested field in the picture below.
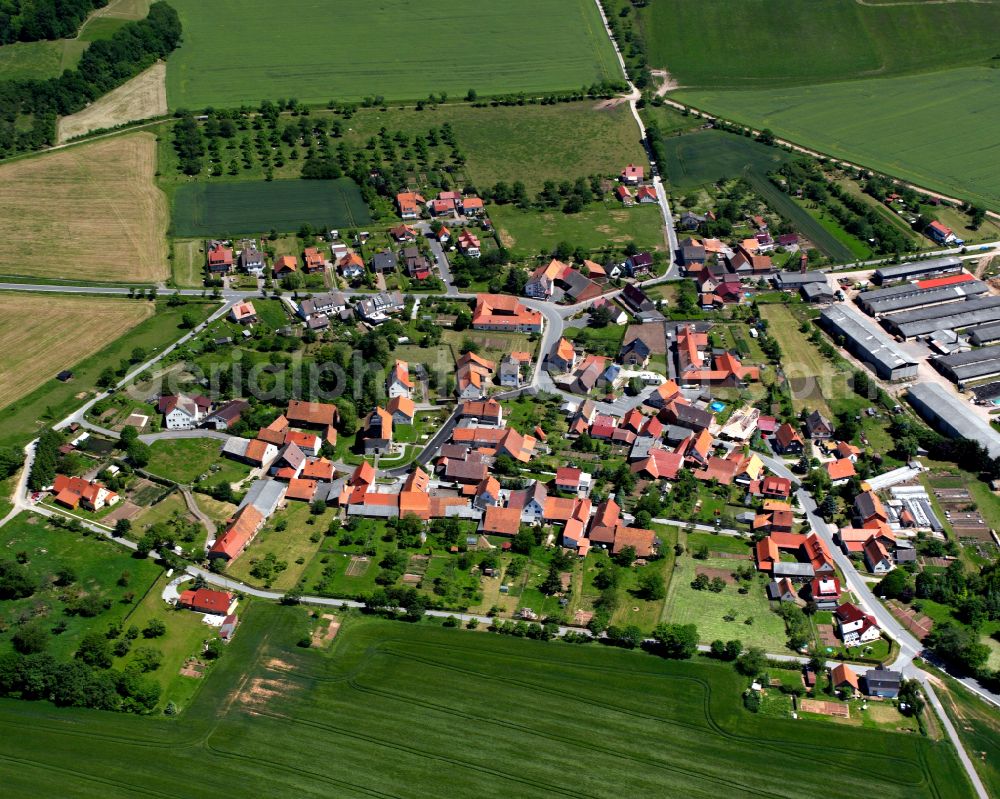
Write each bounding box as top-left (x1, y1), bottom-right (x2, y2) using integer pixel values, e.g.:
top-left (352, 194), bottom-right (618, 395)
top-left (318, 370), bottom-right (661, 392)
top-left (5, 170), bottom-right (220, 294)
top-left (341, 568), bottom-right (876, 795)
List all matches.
top-left (58, 63), bottom-right (166, 143)
top-left (0, 133), bottom-right (168, 282)
top-left (0, 294), bottom-right (152, 409)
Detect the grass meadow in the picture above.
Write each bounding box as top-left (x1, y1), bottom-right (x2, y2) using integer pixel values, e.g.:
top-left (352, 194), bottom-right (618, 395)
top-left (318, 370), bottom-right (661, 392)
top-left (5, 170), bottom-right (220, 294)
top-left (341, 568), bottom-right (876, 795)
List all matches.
top-left (171, 178), bottom-right (371, 237)
top-left (638, 0), bottom-right (1000, 89)
top-left (165, 0), bottom-right (621, 108)
top-left (675, 67), bottom-right (1000, 211)
top-left (0, 605), bottom-right (974, 798)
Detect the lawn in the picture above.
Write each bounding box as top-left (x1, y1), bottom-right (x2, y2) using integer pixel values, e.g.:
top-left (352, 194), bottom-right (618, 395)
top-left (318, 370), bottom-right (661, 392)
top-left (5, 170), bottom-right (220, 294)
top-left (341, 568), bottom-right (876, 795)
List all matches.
top-left (0, 38), bottom-right (86, 80)
top-left (172, 238), bottom-right (205, 287)
top-left (0, 293), bottom-right (152, 412)
top-left (165, 0), bottom-right (621, 108)
top-left (113, 571), bottom-right (222, 710)
top-left (638, 0), bottom-right (1000, 89)
top-left (145, 438), bottom-right (250, 485)
top-left (0, 513), bottom-right (161, 662)
top-left (0, 132), bottom-right (168, 282)
top-left (0, 605), bottom-right (973, 798)
top-left (491, 201), bottom-right (665, 257)
top-left (675, 67), bottom-right (1000, 211)
top-left (760, 303), bottom-right (838, 417)
top-left (171, 178), bottom-right (372, 237)
top-left (0, 299), bottom-right (215, 448)
top-left (225, 501), bottom-right (334, 592)
top-left (663, 547), bottom-right (789, 653)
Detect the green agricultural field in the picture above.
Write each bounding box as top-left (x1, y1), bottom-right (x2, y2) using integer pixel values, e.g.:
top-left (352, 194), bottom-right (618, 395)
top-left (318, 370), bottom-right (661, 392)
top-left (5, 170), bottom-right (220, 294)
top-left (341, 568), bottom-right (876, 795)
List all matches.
top-left (654, 128), bottom-right (855, 260)
top-left (165, 0), bottom-right (621, 108)
top-left (675, 68), bottom-right (1000, 211)
top-left (491, 201), bottom-right (664, 257)
top-left (171, 178), bottom-right (371, 237)
top-left (0, 605), bottom-right (973, 798)
top-left (638, 0), bottom-right (1000, 89)
top-left (759, 304), bottom-right (836, 416)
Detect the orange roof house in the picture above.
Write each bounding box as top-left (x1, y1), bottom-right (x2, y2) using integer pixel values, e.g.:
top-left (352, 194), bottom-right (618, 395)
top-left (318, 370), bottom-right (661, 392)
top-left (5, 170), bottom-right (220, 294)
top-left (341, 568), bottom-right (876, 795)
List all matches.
top-left (480, 506), bottom-right (522, 537)
top-left (831, 663), bottom-right (859, 694)
top-left (301, 457), bottom-right (335, 482)
top-left (755, 536), bottom-right (780, 572)
top-left (825, 458), bottom-right (857, 482)
top-left (286, 478), bottom-right (318, 502)
top-left (178, 588), bottom-right (235, 615)
top-left (303, 247), bottom-right (326, 273)
top-left (396, 191), bottom-right (425, 218)
top-left (274, 255), bottom-right (298, 274)
top-left (387, 395), bottom-right (416, 423)
top-left (473, 294), bottom-right (542, 332)
top-left (287, 400), bottom-right (338, 428)
top-left (52, 475), bottom-right (118, 511)
top-left (612, 526), bottom-right (657, 557)
top-left (210, 505), bottom-right (264, 561)
top-left (230, 300), bottom-right (257, 324)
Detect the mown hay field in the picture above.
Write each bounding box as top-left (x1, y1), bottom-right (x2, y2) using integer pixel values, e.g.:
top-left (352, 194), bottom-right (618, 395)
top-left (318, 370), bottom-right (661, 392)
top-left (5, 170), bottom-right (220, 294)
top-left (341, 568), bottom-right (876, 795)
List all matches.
top-left (57, 62), bottom-right (167, 143)
top-left (675, 67), bottom-right (1000, 211)
top-left (171, 178), bottom-right (371, 237)
top-left (0, 607), bottom-right (973, 798)
top-left (0, 294), bottom-right (152, 410)
top-left (165, 0), bottom-right (621, 108)
top-left (0, 132), bottom-right (168, 282)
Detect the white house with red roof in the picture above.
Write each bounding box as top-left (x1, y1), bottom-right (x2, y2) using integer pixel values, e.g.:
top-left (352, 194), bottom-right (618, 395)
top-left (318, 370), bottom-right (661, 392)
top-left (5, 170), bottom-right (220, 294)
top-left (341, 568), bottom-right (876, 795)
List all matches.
top-left (178, 588), bottom-right (237, 616)
top-left (387, 359), bottom-right (413, 400)
top-left (834, 602), bottom-right (881, 647)
top-left (159, 394), bottom-right (211, 430)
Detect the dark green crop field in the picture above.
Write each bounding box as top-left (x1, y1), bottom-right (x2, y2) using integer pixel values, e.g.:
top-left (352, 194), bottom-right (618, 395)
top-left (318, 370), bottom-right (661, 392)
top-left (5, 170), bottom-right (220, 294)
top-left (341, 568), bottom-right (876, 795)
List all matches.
top-left (165, 0), bottom-right (621, 108)
top-left (171, 178), bottom-right (371, 237)
top-left (0, 606), bottom-right (973, 798)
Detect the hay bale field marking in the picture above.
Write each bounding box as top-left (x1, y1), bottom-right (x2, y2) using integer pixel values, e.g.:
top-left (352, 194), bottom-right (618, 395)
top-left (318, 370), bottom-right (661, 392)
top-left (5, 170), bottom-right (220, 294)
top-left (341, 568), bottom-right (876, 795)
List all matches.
top-left (0, 294), bottom-right (152, 410)
top-left (345, 556), bottom-right (369, 577)
top-left (57, 62), bottom-right (167, 143)
top-left (0, 133), bottom-right (168, 282)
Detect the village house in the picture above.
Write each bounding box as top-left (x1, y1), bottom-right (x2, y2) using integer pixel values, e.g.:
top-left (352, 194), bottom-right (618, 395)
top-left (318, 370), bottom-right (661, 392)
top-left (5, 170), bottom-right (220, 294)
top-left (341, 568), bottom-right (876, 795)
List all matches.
top-left (159, 394), bottom-right (210, 430)
top-left (363, 407), bottom-right (393, 455)
top-left (303, 247), bottom-right (326, 274)
top-left (210, 504), bottom-right (265, 561)
top-left (805, 410), bottom-right (833, 440)
top-left (457, 229), bottom-right (481, 257)
top-left (178, 588), bottom-right (237, 616)
top-left (389, 224), bottom-right (417, 243)
top-left (356, 291), bottom-right (404, 324)
top-left (396, 191), bottom-right (425, 219)
top-left (337, 252), bottom-right (365, 280)
top-left (298, 291), bottom-right (347, 322)
top-left (238, 240), bottom-right (266, 276)
top-left (620, 164), bottom-right (643, 185)
top-left (834, 602), bottom-right (881, 648)
top-left (456, 351), bottom-right (495, 400)
top-left (51, 475), bottom-right (118, 511)
top-left (772, 422), bottom-right (805, 455)
top-left (370, 249), bottom-right (398, 275)
top-left (473, 294), bottom-right (542, 333)
top-left (274, 255), bottom-right (298, 275)
top-left (387, 396), bottom-right (415, 425)
top-left (402, 246), bottom-right (431, 280)
top-left (204, 399), bottom-right (249, 431)
top-left (387, 359), bottom-right (413, 400)
top-left (229, 300), bottom-right (257, 324)
top-left (625, 252), bottom-right (654, 278)
top-left (207, 241), bottom-right (234, 275)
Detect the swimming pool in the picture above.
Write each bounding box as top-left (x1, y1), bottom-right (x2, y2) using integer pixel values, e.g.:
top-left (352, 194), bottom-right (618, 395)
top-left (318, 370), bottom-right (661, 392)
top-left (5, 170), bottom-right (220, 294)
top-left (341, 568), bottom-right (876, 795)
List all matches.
top-left (709, 400), bottom-right (726, 412)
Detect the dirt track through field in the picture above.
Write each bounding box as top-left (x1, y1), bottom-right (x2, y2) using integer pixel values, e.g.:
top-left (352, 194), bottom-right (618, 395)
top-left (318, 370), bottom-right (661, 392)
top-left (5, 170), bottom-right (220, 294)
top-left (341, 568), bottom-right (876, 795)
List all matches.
top-left (57, 63), bottom-right (166, 143)
top-left (0, 132), bottom-right (168, 282)
top-left (0, 293), bottom-right (152, 409)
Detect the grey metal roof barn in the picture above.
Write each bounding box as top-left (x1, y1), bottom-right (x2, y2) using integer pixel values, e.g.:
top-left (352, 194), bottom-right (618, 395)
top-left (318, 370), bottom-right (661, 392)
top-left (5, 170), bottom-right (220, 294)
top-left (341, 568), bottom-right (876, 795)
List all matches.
top-left (773, 270), bottom-right (828, 288)
top-left (857, 280), bottom-right (987, 316)
top-left (969, 321), bottom-right (1000, 347)
top-left (907, 382), bottom-right (1000, 458)
top-left (933, 344), bottom-right (1000, 385)
top-left (883, 296), bottom-right (1000, 339)
top-left (873, 256), bottom-right (962, 285)
top-left (820, 305), bottom-right (919, 381)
